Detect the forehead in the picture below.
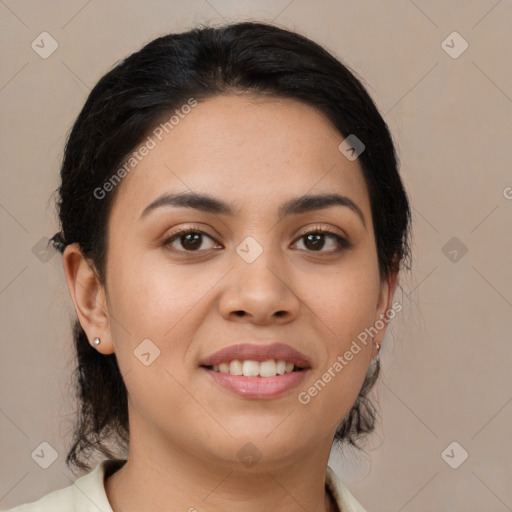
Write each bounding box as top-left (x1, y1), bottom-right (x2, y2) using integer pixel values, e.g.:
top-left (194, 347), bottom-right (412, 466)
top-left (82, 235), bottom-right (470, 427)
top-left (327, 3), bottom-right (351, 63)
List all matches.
top-left (108, 94), bottom-right (371, 225)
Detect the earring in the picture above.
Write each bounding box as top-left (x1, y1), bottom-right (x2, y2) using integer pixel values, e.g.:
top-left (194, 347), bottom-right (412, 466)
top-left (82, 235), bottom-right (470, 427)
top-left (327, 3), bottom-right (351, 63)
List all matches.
top-left (93, 337), bottom-right (101, 346)
top-left (374, 342), bottom-right (381, 362)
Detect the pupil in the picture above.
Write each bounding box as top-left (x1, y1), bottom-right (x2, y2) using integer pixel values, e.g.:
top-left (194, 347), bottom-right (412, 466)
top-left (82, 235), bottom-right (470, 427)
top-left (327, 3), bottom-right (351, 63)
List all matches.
top-left (306, 233), bottom-right (324, 251)
top-left (183, 233), bottom-right (201, 250)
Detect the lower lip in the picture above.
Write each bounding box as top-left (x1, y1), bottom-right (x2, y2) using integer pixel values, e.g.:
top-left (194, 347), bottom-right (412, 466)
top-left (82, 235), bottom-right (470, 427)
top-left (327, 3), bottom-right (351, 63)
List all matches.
top-left (202, 368), bottom-right (309, 399)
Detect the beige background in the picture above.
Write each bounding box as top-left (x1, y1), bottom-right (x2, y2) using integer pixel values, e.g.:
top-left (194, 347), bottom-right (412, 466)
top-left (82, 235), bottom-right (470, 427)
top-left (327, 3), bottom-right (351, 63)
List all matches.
top-left (1, 0), bottom-right (511, 510)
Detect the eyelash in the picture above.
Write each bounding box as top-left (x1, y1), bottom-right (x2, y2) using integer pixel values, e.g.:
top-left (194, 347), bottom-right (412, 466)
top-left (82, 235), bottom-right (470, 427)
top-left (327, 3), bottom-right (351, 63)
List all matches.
top-left (161, 225), bottom-right (352, 255)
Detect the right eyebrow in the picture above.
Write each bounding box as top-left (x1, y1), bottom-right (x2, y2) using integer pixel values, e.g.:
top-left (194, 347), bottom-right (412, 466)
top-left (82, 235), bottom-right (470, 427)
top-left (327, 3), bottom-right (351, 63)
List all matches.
top-left (139, 192), bottom-right (233, 220)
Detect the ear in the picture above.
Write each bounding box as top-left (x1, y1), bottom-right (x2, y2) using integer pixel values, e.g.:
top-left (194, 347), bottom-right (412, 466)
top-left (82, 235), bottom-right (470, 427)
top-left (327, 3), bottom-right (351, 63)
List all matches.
top-left (62, 243), bottom-right (114, 355)
top-left (371, 265), bottom-right (399, 359)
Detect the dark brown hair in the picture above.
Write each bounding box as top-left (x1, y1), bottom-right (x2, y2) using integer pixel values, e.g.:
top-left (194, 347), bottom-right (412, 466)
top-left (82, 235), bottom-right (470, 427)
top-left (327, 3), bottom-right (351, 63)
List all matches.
top-left (50, 20), bottom-right (412, 473)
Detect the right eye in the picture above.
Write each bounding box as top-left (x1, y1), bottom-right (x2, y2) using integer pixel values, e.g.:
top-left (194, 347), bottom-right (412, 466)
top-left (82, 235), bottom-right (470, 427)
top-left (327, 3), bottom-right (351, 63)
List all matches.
top-left (161, 227), bottom-right (223, 253)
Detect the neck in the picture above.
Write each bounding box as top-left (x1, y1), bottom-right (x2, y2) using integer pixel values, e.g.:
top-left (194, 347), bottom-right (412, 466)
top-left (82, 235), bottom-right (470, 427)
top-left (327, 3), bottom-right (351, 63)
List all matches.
top-left (104, 423), bottom-right (338, 512)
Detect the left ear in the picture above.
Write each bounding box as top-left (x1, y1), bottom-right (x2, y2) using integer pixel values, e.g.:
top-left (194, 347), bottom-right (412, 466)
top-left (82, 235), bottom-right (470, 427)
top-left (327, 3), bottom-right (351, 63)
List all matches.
top-left (371, 267), bottom-right (399, 358)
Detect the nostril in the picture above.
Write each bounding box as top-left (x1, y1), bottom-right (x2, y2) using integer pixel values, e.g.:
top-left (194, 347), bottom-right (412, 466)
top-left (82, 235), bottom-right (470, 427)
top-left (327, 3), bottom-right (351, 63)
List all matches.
top-left (234, 311), bottom-right (245, 317)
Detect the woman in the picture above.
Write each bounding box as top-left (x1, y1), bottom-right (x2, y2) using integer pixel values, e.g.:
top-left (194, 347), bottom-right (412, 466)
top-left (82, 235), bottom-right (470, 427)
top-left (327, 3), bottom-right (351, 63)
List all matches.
top-left (8, 21), bottom-right (411, 512)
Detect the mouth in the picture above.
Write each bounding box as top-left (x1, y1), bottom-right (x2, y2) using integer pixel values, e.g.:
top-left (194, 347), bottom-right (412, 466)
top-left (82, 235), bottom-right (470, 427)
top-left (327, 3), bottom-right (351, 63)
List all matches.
top-left (201, 359), bottom-right (305, 378)
top-left (199, 342), bottom-right (311, 398)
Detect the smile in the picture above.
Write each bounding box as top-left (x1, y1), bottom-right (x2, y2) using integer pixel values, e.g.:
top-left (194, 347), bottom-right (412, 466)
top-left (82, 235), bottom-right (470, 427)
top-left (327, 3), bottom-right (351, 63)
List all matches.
top-left (207, 359), bottom-right (299, 378)
top-left (199, 342), bottom-right (311, 398)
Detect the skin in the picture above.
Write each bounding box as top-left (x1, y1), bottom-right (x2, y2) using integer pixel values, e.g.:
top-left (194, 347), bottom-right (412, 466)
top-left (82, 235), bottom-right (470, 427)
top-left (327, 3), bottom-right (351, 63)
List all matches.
top-left (63, 94), bottom-right (398, 512)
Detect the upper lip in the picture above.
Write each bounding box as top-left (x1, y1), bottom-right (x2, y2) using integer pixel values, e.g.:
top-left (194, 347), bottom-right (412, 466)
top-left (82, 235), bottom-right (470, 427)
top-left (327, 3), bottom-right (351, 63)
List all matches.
top-left (199, 342), bottom-right (311, 369)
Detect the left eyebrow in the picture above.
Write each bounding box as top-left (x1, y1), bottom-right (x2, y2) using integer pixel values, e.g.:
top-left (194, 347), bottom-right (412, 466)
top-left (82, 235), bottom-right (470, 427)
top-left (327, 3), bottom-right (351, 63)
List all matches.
top-left (278, 193), bottom-right (366, 229)
top-left (139, 191), bottom-right (366, 229)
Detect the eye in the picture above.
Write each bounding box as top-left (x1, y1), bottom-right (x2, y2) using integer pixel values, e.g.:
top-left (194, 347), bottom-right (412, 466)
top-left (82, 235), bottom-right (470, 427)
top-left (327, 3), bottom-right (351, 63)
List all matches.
top-left (161, 227), bottom-right (222, 253)
top-left (161, 225), bottom-right (351, 255)
top-left (293, 227), bottom-right (351, 253)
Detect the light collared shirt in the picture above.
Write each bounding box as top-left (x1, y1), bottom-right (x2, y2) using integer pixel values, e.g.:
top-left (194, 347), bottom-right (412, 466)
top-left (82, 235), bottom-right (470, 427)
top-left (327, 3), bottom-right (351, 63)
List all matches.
top-left (5, 459), bottom-right (366, 512)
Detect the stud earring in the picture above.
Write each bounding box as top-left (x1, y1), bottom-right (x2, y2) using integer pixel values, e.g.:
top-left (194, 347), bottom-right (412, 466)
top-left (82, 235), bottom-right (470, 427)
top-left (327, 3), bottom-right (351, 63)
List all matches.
top-left (374, 341), bottom-right (381, 362)
top-left (93, 337), bottom-right (101, 346)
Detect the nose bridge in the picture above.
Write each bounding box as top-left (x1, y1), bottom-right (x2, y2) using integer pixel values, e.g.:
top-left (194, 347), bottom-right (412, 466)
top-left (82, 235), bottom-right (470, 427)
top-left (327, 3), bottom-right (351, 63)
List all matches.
top-left (235, 233), bottom-right (285, 294)
top-left (218, 233), bottom-right (299, 323)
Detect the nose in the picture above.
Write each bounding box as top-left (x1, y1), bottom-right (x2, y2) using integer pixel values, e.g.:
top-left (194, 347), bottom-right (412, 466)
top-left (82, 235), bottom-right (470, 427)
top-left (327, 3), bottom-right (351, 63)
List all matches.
top-left (218, 249), bottom-right (301, 326)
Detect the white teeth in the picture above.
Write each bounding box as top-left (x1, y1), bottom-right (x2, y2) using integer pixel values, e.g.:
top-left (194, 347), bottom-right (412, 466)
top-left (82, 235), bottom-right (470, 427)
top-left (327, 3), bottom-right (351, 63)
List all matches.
top-left (229, 360), bottom-right (243, 375)
top-left (259, 360), bottom-right (277, 377)
top-left (218, 362), bottom-right (230, 374)
top-left (210, 359), bottom-right (297, 377)
top-left (242, 360), bottom-right (260, 376)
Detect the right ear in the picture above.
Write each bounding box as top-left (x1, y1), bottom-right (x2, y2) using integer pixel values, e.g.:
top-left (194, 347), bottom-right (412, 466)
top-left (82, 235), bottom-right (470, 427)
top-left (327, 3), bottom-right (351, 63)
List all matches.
top-left (62, 243), bottom-right (115, 355)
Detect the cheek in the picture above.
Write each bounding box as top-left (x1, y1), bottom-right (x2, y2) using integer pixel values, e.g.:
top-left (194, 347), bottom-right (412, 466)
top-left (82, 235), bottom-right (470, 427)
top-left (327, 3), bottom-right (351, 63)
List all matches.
top-left (297, 357), bottom-right (370, 439)
top-left (298, 283), bottom-right (376, 429)
top-left (106, 248), bottom-right (223, 353)
top-left (106, 248), bottom-right (171, 326)
top-left (308, 256), bottom-right (381, 344)
top-left (297, 258), bottom-right (379, 412)
top-left (104, 253), bottom-right (207, 417)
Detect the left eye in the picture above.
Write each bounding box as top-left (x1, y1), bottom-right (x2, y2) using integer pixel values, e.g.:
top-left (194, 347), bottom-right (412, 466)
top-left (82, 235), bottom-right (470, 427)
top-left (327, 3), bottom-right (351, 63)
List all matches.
top-left (293, 229), bottom-right (350, 253)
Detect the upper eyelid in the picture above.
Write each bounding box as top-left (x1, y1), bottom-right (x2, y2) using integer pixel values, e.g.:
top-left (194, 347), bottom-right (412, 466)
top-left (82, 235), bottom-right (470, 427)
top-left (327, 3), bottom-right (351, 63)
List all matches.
top-left (166, 224), bottom-right (346, 238)
top-left (297, 225), bottom-right (347, 239)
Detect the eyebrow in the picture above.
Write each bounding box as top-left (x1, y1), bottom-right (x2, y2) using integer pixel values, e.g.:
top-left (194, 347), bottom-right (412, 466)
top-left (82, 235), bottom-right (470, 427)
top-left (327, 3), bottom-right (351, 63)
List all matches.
top-left (139, 191), bottom-right (366, 228)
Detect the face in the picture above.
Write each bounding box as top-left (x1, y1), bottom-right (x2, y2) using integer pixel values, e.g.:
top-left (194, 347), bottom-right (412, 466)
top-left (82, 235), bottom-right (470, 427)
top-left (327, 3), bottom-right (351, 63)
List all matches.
top-left (69, 94), bottom-right (397, 470)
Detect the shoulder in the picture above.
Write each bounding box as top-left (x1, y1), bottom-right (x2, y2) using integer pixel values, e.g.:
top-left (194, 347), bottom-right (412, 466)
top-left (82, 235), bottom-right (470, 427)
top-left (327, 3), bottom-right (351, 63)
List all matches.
top-left (326, 465), bottom-right (367, 512)
top-left (3, 459), bottom-right (126, 512)
top-left (4, 484), bottom-right (74, 511)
